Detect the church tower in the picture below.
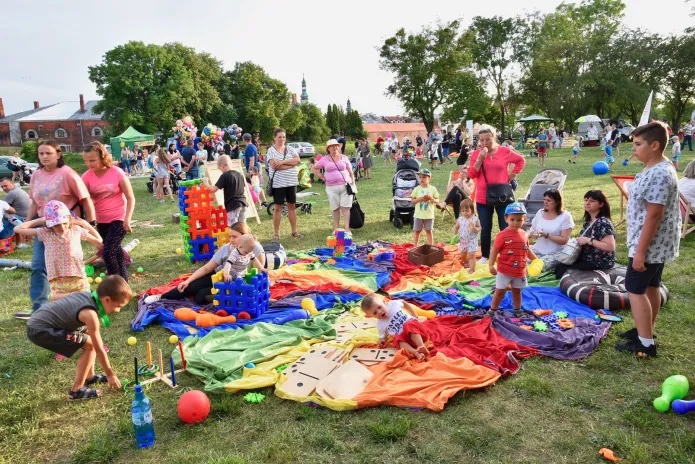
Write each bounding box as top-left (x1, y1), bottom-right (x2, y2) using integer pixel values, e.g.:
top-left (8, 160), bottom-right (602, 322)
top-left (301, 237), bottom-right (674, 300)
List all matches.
top-left (300, 75), bottom-right (309, 104)
top-left (346, 97), bottom-right (352, 112)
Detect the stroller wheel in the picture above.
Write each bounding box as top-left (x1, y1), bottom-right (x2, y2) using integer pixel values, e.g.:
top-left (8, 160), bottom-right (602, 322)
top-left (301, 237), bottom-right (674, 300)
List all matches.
top-left (389, 210), bottom-right (394, 221)
top-left (281, 205), bottom-right (288, 217)
top-left (266, 203), bottom-right (274, 216)
top-left (394, 217), bottom-right (404, 229)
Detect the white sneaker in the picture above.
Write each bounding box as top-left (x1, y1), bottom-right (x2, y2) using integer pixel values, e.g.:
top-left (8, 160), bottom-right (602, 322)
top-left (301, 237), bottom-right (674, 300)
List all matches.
top-left (16, 243), bottom-right (30, 249)
top-left (477, 257), bottom-right (488, 264)
top-left (144, 295), bottom-right (162, 304)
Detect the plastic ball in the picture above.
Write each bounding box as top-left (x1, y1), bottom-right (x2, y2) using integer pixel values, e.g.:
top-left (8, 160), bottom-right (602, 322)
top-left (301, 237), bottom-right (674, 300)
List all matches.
top-left (127, 336), bottom-right (137, 346)
top-left (622, 159), bottom-right (629, 166)
top-left (95, 277), bottom-right (102, 284)
top-left (169, 335), bottom-right (179, 344)
top-left (592, 161), bottom-right (610, 175)
top-left (99, 273), bottom-right (106, 278)
top-left (87, 277), bottom-right (94, 284)
top-left (245, 362), bottom-right (255, 369)
top-left (177, 390), bottom-right (211, 424)
top-left (176, 248), bottom-right (182, 255)
top-left (237, 311), bottom-right (251, 320)
top-left (215, 309), bottom-right (229, 317)
top-left (137, 267), bottom-right (144, 273)
top-left (301, 298), bottom-right (318, 316)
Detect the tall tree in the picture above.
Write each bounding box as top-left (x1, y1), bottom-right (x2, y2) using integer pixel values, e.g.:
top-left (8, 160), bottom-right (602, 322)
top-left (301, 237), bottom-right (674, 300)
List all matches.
top-left (661, 34), bottom-right (695, 128)
top-left (289, 103), bottom-right (330, 143)
top-left (222, 62), bottom-right (292, 140)
top-left (345, 110), bottom-right (367, 139)
top-left (337, 105), bottom-right (347, 135)
top-left (325, 104), bottom-right (339, 135)
top-left (379, 20), bottom-right (485, 133)
top-left (469, 16), bottom-right (524, 135)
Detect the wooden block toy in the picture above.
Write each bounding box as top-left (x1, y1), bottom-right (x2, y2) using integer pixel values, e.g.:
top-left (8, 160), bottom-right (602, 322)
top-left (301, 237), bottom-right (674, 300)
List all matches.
top-left (332, 320), bottom-right (376, 332)
top-left (349, 347), bottom-right (398, 363)
top-left (317, 360), bottom-right (373, 400)
top-left (307, 346), bottom-right (347, 363)
top-left (281, 354), bottom-right (340, 397)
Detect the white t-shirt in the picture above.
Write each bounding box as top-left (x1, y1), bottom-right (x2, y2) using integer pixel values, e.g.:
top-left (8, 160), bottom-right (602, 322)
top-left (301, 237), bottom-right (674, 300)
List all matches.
top-left (679, 177), bottom-right (695, 206)
top-left (627, 161), bottom-right (680, 263)
top-left (376, 300), bottom-right (414, 340)
top-left (266, 145), bottom-right (299, 189)
top-left (0, 200), bottom-right (9, 233)
top-left (530, 210), bottom-right (575, 255)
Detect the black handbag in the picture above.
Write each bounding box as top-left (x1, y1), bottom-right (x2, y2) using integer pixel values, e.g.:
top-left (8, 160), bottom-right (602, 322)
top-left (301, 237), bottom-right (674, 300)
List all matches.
top-left (266, 147), bottom-right (287, 197)
top-left (329, 155), bottom-right (355, 196)
top-left (350, 195), bottom-right (365, 229)
top-left (481, 162), bottom-right (514, 206)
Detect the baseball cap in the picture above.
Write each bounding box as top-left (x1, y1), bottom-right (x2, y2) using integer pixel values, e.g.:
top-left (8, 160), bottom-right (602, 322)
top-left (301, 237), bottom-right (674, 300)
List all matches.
top-left (504, 202), bottom-right (527, 215)
top-left (418, 168), bottom-right (432, 177)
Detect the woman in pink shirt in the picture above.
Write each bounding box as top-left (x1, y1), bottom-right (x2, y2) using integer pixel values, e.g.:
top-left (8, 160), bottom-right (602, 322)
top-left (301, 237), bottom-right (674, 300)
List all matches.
top-left (311, 139), bottom-right (356, 233)
top-left (467, 124), bottom-right (526, 263)
top-left (82, 142), bottom-right (135, 281)
top-left (16, 140), bottom-right (96, 319)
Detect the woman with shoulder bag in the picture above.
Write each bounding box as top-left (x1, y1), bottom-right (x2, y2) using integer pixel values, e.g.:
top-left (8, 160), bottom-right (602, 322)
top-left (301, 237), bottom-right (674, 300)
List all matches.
top-left (467, 124), bottom-right (526, 263)
top-left (311, 139), bottom-right (356, 233)
top-left (267, 128), bottom-right (302, 241)
top-left (553, 190), bottom-right (616, 279)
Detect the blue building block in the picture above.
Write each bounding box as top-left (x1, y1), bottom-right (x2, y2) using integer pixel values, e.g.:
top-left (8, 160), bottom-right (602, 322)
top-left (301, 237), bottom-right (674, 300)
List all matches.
top-left (188, 235), bottom-right (217, 262)
top-left (211, 271), bottom-right (270, 318)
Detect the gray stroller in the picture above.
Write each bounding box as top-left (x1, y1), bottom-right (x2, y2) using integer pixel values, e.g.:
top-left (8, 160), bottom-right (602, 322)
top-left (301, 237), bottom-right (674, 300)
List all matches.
top-left (518, 168), bottom-right (568, 229)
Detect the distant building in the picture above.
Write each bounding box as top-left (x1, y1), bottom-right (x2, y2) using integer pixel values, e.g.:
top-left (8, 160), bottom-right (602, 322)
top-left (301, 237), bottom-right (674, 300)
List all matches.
top-left (346, 97), bottom-right (352, 113)
top-left (0, 95), bottom-right (107, 152)
top-left (362, 122), bottom-right (441, 143)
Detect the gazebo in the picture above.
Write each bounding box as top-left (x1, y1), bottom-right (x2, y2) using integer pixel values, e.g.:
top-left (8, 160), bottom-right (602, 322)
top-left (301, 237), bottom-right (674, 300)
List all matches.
top-left (110, 126), bottom-right (155, 153)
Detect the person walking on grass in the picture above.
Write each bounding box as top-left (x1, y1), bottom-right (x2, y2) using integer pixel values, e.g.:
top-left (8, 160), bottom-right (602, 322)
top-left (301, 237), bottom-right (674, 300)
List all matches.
top-left (616, 121), bottom-right (680, 358)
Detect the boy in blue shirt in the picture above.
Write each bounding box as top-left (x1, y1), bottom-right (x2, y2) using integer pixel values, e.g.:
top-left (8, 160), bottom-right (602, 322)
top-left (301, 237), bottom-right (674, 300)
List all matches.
top-left (604, 139), bottom-right (614, 170)
top-left (242, 133), bottom-right (258, 173)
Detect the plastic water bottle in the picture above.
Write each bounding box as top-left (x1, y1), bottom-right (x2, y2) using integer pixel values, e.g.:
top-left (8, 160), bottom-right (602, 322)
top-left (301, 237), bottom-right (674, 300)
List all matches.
top-left (132, 384), bottom-right (155, 448)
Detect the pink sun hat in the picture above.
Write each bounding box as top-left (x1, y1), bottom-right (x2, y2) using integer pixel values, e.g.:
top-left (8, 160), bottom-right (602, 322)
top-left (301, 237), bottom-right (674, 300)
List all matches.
top-left (44, 200), bottom-right (72, 227)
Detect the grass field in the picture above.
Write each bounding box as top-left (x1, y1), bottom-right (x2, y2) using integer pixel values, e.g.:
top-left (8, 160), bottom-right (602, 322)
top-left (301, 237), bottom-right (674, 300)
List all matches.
top-left (1, 144), bottom-right (695, 464)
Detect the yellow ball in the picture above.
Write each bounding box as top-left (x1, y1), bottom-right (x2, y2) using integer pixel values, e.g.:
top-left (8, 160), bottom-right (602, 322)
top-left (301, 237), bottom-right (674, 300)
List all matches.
top-left (87, 277), bottom-right (94, 284)
top-left (301, 298), bottom-right (318, 316)
top-left (127, 336), bottom-right (137, 346)
top-left (169, 335), bottom-right (179, 344)
top-left (176, 248), bottom-right (182, 255)
top-left (95, 277), bottom-right (102, 284)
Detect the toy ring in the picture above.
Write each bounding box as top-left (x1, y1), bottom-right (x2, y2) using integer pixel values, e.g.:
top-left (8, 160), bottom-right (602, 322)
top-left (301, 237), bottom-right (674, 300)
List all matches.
top-left (137, 364), bottom-right (159, 377)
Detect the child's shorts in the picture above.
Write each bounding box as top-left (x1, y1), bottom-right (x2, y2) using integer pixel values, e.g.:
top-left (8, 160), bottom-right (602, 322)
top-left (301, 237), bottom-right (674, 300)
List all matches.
top-left (572, 149), bottom-right (579, 156)
top-left (537, 146), bottom-right (547, 154)
top-left (27, 326), bottom-right (88, 358)
top-left (50, 277), bottom-right (89, 295)
top-left (458, 240), bottom-right (478, 253)
top-left (625, 258), bottom-right (664, 294)
top-left (413, 218), bottom-right (433, 231)
top-left (605, 156), bottom-right (614, 164)
top-left (672, 155), bottom-right (681, 162)
top-left (495, 273), bottom-right (527, 290)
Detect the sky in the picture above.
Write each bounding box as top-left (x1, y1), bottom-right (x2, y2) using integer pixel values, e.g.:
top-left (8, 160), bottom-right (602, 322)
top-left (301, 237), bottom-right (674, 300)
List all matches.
top-left (0, 0), bottom-right (691, 118)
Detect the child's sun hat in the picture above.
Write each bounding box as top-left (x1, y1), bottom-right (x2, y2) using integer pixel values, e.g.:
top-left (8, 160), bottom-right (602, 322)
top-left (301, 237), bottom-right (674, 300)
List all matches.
top-left (44, 200), bottom-right (72, 227)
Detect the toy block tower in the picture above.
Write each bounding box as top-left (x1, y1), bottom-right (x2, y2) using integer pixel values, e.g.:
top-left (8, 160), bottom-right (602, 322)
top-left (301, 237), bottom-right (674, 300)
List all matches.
top-left (178, 179), bottom-right (229, 262)
top-left (326, 229), bottom-right (353, 258)
top-left (210, 269), bottom-right (270, 319)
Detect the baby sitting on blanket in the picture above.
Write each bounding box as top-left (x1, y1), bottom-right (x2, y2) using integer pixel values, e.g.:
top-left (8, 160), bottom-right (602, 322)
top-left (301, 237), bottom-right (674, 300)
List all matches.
top-left (223, 234), bottom-right (266, 282)
top-left (361, 293), bottom-right (431, 361)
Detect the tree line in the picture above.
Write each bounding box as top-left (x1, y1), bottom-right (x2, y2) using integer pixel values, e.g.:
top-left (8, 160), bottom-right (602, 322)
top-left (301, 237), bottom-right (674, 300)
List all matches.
top-left (89, 43), bottom-right (365, 143)
top-left (379, 0), bottom-right (695, 134)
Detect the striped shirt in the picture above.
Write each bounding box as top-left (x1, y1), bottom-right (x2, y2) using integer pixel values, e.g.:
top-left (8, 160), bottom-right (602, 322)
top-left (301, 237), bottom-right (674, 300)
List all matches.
top-left (267, 145), bottom-right (299, 188)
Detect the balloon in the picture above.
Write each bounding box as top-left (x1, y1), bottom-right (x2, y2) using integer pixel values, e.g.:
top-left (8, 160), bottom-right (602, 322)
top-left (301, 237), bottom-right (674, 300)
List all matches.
top-left (386, 132), bottom-right (392, 138)
top-left (593, 161), bottom-right (610, 175)
top-left (120, 142), bottom-right (125, 148)
top-left (203, 127), bottom-right (211, 136)
top-left (177, 390), bottom-right (211, 424)
top-left (301, 298), bottom-right (318, 316)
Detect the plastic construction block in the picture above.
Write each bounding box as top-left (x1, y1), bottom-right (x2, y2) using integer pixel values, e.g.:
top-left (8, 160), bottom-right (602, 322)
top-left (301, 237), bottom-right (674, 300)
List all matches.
top-left (213, 230), bottom-right (230, 247)
top-left (183, 185), bottom-right (214, 207)
top-left (335, 229), bottom-right (346, 240)
top-left (188, 235), bottom-right (217, 262)
top-left (179, 179), bottom-right (202, 187)
top-left (326, 236), bottom-right (337, 247)
top-left (211, 271), bottom-right (270, 318)
top-left (209, 207), bottom-right (228, 234)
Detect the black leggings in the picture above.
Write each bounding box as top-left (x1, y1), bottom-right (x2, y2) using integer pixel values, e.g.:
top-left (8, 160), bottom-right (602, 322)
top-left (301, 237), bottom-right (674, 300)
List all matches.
top-left (96, 221), bottom-right (127, 281)
top-left (444, 187), bottom-right (469, 219)
top-left (161, 272), bottom-right (215, 305)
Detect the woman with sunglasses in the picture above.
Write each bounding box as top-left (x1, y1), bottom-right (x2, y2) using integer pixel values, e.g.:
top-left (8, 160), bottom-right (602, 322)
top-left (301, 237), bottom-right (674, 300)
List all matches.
top-left (529, 189), bottom-right (574, 272)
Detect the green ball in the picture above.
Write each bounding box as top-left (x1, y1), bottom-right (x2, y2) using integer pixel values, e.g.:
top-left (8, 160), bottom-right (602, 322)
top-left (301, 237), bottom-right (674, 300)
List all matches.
top-left (99, 273), bottom-right (106, 278)
top-left (137, 267), bottom-right (144, 273)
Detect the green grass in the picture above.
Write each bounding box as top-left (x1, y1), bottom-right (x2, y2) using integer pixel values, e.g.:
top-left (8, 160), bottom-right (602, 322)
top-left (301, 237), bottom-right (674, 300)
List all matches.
top-left (2, 144), bottom-right (695, 463)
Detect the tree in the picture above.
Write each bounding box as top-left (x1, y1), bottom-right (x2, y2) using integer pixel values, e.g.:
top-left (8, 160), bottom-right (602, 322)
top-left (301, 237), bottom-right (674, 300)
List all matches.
top-left (289, 103), bottom-right (330, 143)
top-left (469, 16), bottom-right (524, 135)
top-left (379, 20), bottom-right (485, 133)
top-left (222, 62), bottom-right (292, 140)
top-left (325, 104), bottom-right (339, 135)
top-left (336, 105), bottom-right (347, 135)
top-left (345, 110), bottom-right (367, 139)
top-left (661, 34), bottom-right (695, 128)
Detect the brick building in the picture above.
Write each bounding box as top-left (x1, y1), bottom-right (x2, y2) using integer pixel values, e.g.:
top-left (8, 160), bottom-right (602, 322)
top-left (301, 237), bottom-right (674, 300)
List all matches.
top-left (0, 95), bottom-right (108, 152)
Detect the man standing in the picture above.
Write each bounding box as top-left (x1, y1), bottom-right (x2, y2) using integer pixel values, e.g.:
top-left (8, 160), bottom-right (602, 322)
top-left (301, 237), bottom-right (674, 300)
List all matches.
top-left (0, 177), bottom-right (31, 248)
top-left (242, 133), bottom-right (258, 173)
top-left (181, 140), bottom-right (199, 180)
top-left (683, 121), bottom-right (694, 152)
top-left (610, 124), bottom-right (622, 158)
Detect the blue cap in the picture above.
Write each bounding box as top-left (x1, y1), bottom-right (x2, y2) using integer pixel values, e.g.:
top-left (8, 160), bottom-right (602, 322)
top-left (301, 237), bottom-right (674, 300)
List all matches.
top-left (504, 202), bottom-right (527, 215)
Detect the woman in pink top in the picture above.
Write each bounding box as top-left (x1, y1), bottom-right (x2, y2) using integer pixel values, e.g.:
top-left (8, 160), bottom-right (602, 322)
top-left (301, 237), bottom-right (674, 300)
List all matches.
top-left (467, 124), bottom-right (525, 263)
top-left (311, 139), bottom-right (356, 233)
top-left (82, 142), bottom-right (136, 280)
top-left (18, 140), bottom-right (96, 318)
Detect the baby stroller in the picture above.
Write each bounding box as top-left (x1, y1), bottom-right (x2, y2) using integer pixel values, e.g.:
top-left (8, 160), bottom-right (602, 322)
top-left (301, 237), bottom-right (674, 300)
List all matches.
top-left (518, 168), bottom-right (568, 230)
top-left (147, 167), bottom-right (182, 194)
top-left (350, 156), bottom-right (362, 181)
top-left (389, 166), bottom-right (418, 229)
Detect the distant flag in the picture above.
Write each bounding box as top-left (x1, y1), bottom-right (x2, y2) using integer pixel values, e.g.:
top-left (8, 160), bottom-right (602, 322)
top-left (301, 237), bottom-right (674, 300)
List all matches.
top-left (638, 91), bottom-right (653, 127)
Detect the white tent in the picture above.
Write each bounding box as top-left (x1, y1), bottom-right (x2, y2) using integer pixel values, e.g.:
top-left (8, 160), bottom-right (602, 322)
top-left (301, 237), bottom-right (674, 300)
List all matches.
top-left (576, 115), bottom-right (605, 140)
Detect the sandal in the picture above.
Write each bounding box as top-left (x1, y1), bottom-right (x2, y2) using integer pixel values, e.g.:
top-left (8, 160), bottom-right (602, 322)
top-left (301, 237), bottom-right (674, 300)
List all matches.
top-left (272, 235), bottom-right (280, 242)
top-left (291, 232), bottom-right (303, 239)
top-left (68, 386), bottom-right (101, 401)
top-left (85, 373), bottom-right (108, 386)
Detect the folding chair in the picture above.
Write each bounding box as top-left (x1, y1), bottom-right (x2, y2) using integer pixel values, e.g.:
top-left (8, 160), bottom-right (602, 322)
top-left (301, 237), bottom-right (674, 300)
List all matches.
top-left (679, 193), bottom-right (695, 239)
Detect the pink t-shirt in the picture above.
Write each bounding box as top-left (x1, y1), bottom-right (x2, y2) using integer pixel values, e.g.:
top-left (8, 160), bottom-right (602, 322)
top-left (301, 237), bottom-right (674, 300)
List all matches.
top-left (29, 166), bottom-right (90, 217)
top-left (314, 155), bottom-right (352, 187)
top-left (37, 225), bottom-right (89, 281)
top-left (82, 167), bottom-right (127, 223)
top-left (467, 146), bottom-right (525, 204)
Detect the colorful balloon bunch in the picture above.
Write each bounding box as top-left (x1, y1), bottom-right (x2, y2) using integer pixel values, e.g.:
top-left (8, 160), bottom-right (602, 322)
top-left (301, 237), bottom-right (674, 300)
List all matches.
top-left (172, 116), bottom-right (198, 144)
top-left (226, 124), bottom-right (243, 142)
top-left (201, 123), bottom-right (225, 146)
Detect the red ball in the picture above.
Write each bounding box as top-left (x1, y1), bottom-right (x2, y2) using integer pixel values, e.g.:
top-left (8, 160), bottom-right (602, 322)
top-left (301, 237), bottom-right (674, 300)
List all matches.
top-left (215, 309), bottom-right (229, 317)
top-left (237, 311), bottom-right (251, 320)
top-left (177, 390), bottom-right (210, 424)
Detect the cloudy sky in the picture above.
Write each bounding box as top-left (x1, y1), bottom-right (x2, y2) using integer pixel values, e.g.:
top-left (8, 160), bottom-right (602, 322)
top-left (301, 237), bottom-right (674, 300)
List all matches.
top-left (0, 0), bottom-right (690, 117)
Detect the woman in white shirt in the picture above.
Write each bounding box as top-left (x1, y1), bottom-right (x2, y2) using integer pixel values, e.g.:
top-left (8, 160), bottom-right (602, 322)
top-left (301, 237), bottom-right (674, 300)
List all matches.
top-left (529, 189), bottom-right (575, 272)
top-left (679, 161), bottom-right (695, 222)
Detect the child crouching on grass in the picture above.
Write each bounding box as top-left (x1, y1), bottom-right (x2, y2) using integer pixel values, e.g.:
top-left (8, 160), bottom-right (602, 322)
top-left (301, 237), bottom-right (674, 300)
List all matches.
top-left (26, 275), bottom-right (132, 400)
top-left (615, 121), bottom-right (680, 358)
top-left (361, 293), bottom-right (430, 361)
top-left (488, 202), bottom-right (537, 318)
top-left (15, 200), bottom-right (102, 300)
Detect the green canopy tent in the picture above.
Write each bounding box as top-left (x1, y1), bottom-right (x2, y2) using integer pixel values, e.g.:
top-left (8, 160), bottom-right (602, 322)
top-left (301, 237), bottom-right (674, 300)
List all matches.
top-left (109, 127), bottom-right (155, 156)
top-left (518, 114), bottom-right (554, 123)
